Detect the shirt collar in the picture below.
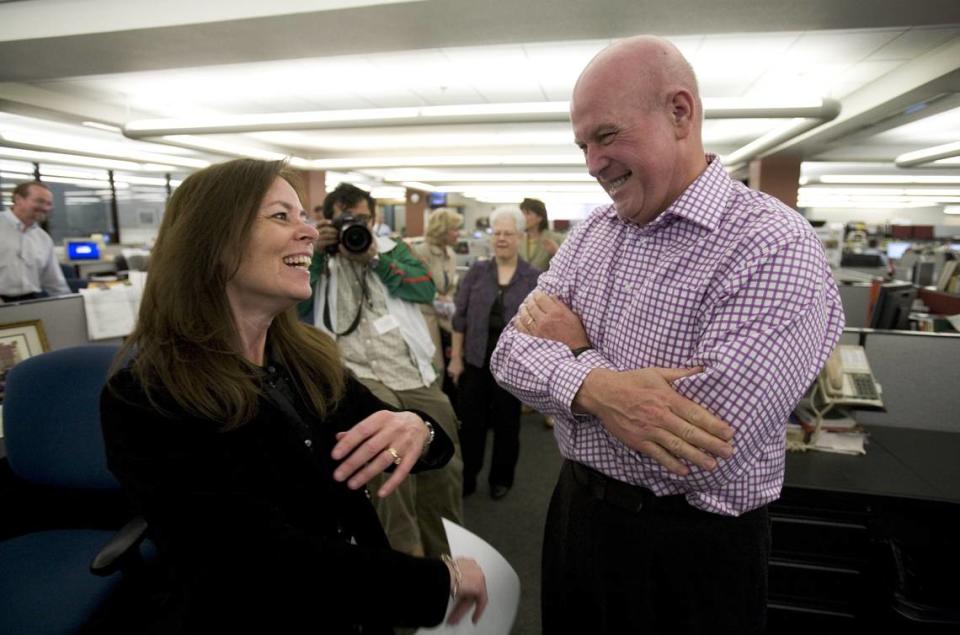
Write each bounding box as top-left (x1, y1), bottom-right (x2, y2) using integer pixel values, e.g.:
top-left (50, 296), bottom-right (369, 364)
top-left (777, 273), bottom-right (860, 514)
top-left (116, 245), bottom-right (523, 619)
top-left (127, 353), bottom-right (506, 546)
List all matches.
top-left (605, 154), bottom-right (731, 235)
top-left (2, 208), bottom-right (32, 231)
top-left (661, 154), bottom-right (731, 232)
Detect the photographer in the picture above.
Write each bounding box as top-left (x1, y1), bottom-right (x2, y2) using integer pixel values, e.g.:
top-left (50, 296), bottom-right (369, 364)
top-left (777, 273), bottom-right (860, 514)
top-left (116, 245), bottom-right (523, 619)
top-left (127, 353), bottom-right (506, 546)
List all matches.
top-left (298, 183), bottom-right (464, 558)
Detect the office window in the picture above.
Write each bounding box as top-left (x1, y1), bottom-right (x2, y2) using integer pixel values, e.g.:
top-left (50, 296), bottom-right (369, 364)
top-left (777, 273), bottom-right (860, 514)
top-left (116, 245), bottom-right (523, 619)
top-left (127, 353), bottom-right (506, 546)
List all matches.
top-left (36, 165), bottom-right (114, 243)
top-left (115, 172), bottom-right (169, 245)
top-left (0, 159), bottom-right (38, 211)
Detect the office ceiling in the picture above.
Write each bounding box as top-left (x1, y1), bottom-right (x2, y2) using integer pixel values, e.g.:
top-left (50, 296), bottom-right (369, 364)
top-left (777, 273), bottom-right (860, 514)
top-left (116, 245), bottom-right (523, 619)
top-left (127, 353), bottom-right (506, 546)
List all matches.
top-left (2, 0), bottom-right (960, 214)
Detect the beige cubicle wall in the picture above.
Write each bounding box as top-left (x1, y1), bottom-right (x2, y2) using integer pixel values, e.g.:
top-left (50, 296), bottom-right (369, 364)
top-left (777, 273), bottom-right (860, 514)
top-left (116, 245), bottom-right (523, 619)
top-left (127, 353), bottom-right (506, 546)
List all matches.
top-left (0, 294), bottom-right (124, 351)
top-left (837, 283), bottom-right (872, 329)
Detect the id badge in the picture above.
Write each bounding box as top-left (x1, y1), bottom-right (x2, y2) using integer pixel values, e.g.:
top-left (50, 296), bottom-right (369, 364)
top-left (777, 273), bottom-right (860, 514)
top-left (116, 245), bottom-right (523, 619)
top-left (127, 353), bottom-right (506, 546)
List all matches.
top-left (373, 314), bottom-right (400, 335)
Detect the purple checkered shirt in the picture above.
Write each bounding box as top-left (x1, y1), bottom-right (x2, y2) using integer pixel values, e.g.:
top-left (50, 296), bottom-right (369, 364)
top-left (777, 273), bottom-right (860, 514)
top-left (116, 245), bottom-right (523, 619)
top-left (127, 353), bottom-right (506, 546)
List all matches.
top-left (490, 155), bottom-right (844, 516)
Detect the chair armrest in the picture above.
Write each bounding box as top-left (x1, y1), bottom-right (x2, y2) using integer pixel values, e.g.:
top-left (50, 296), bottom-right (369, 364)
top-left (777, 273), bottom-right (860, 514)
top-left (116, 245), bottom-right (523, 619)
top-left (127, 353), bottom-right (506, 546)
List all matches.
top-left (90, 515), bottom-right (149, 577)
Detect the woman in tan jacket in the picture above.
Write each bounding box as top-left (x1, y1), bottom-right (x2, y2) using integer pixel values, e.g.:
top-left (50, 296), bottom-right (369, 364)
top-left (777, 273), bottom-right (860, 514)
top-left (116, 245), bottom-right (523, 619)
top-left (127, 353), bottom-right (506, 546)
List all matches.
top-left (411, 208), bottom-right (463, 373)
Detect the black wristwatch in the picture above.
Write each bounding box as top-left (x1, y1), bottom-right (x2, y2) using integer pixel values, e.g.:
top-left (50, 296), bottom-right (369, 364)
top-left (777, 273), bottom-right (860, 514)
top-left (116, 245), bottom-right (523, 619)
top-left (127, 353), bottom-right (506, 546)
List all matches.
top-left (570, 345), bottom-right (593, 358)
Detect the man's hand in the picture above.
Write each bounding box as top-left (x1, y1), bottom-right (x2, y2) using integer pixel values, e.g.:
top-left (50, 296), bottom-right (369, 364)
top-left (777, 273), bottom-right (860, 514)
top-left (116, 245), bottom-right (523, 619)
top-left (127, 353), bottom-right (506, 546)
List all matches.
top-left (575, 367), bottom-right (735, 475)
top-left (515, 291), bottom-right (589, 350)
top-left (314, 218), bottom-right (339, 253)
top-left (447, 355), bottom-right (464, 385)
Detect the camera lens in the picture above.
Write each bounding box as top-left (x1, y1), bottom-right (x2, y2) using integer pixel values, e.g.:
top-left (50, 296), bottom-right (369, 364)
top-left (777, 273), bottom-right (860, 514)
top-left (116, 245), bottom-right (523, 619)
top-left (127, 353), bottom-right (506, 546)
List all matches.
top-left (341, 224), bottom-right (373, 254)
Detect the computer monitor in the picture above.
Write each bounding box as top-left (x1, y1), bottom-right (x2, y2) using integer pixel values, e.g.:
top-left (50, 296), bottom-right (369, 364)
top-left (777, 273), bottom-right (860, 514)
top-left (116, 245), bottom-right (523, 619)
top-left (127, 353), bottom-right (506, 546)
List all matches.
top-left (65, 240), bottom-right (101, 261)
top-left (869, 282), bottom-right (917, 330)
top-left (886, 241), bottom-right (911, 260)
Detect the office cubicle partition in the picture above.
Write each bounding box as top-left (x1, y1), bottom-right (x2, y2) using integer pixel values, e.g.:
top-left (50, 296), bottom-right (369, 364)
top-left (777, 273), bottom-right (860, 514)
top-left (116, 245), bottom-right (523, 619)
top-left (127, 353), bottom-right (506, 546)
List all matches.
top-left (854, 329), bottom-right (960, 432)
top-left (0, 295), bottom-right (124, 351)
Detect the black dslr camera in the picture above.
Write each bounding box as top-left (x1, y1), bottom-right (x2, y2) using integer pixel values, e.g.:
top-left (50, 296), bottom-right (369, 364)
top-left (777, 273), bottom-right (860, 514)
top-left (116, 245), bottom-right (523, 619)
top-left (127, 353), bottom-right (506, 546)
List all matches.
top-left (326, 214), bottom-right (373, 255)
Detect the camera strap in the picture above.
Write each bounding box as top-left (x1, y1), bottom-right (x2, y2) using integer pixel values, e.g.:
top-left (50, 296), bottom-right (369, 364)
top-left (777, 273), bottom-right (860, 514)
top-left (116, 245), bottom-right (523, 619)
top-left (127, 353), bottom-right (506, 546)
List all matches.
top-left (322, 259), bottom-right (366, 337)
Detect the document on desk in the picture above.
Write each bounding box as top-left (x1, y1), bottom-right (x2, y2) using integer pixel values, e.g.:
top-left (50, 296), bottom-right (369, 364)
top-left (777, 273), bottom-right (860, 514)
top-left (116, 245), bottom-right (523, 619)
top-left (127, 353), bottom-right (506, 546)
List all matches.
top-left (814, 430), bottom-right (867, 455)
top-left (80, 286), bottom-right (141, 340)
top-left (416, 519), bottom-right (520, 635)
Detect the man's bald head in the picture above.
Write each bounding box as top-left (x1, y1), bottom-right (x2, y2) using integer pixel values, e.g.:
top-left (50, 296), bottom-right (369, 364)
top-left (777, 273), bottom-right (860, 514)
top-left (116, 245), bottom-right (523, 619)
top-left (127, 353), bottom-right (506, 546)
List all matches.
top-left (569, 36), bottom-right (707, 226)
top-left (574, 36), bottom-right (702, 128)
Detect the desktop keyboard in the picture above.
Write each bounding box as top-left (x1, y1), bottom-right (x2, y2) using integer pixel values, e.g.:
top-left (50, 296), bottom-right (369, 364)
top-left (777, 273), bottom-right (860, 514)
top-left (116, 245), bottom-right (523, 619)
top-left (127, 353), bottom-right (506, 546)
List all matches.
top-left (850, 373), bottom-right (879, 400)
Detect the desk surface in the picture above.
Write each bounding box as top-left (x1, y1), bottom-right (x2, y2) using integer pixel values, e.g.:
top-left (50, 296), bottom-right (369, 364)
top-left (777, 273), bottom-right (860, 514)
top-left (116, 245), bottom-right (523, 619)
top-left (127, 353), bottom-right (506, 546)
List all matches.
top-left (785, 426), bottom-right (960, 504)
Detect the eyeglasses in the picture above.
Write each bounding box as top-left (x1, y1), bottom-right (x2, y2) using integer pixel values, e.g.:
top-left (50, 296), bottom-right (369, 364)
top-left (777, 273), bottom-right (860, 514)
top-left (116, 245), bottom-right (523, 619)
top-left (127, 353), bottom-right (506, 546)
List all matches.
top-left (492, 231), bottom-right (518, 238)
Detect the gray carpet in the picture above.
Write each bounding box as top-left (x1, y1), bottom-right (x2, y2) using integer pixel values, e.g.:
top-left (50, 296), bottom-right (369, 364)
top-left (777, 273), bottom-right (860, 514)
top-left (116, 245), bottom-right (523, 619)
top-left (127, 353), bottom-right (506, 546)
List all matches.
top-left (461, 412), bottom-right (564, 635)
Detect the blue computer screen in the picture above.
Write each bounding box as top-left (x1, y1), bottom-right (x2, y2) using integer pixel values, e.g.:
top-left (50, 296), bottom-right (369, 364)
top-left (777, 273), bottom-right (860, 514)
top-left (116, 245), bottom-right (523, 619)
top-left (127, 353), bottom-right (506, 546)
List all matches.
top-left (66, 241), bottom-right (101, 260)
top-left (886, 241), bottom-right (911, 260)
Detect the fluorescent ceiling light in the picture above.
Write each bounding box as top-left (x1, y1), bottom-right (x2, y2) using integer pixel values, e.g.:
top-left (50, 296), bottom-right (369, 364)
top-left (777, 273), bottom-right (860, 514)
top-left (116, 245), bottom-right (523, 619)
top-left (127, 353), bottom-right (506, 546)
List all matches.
top-left (370, 187), bottom-right (406, 200)
top-left (817, 175), bottom-right (960, 185)
top-left (944, 206), bottom-right (960, 215)
top-left (400, 181), bottom-right (437, 192)
top-left (0, 171), bottom-right (33, 181)
top-left (254, 129), bottom-right (574, 151)
top-left (39, 165), bottom-right (109, 179)
top-left (0, 159), bottom-right (36, 173)
top-left (384, 171), bottom-right (594, 183)
top-left (39, 175), bottom-right (129, 189)
top-left (127, 102), bottom-right (573, 136)
top-left (895, 141), bottom-right (960, 168)
top-left (0, 130), bottom-right (209, 169)
top-left (702, 98), bottom-right (840, 119)
top-left (800, 186), bottom-right (960, 197)
top-left (0, 147), bottom-right (169, 171)
top-left (160, 136), bottom-right (291, 162)
top-left (125, 98), bottom-right (837, 138)
top-left (82, 121), bottom-right (123, 133)
top-left (301, 154), bottom-right (584, 170)
top-left (112, 175), bottom-right (170, 186)
top-left (440, 183), bottom-right (604, 194)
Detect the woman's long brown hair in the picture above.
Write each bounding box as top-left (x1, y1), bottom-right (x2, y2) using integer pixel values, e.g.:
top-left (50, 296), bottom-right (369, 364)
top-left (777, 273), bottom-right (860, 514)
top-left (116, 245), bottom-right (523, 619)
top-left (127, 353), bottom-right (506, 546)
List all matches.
top-left (115, 159), bottom-right (345, 429)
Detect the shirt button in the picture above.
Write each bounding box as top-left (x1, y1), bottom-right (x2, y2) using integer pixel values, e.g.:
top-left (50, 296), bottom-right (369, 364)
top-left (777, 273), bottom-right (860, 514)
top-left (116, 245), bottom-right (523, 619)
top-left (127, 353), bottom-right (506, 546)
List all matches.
top-left (304, 439), bottom-right (312, 448)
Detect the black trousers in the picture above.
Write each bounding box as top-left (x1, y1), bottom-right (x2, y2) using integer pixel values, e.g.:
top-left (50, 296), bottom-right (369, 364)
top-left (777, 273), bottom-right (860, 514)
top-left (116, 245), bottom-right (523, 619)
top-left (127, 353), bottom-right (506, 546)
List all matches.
top-left (542, 461), bottom-right (770, 635)
top-left (457, 363), bottom-right (521, 489)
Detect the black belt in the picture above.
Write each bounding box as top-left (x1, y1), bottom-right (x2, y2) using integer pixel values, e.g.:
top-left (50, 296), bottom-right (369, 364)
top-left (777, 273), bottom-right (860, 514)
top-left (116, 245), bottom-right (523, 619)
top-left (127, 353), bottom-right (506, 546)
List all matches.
top-left (567, 460), bottom-right (689, 514)
top-left (1, 292), bottom-right (45, 303)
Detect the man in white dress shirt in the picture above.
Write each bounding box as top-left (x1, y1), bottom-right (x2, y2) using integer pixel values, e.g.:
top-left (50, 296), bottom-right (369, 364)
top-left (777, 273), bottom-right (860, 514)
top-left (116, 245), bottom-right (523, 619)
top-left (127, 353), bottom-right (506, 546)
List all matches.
top-left (0, 181), bottom-right (71, 302)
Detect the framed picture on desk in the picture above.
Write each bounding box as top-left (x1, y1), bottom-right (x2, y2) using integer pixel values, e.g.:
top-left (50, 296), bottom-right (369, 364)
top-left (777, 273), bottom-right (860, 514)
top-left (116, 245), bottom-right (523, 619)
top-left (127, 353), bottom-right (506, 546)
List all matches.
top-left (0, 319), bottom-right (50, 404)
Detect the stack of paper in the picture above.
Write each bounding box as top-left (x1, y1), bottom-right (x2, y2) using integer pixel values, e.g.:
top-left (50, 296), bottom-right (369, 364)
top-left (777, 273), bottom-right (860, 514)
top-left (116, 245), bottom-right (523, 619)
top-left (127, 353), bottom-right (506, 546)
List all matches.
top-left (813, 430), bottom-right (866, 455)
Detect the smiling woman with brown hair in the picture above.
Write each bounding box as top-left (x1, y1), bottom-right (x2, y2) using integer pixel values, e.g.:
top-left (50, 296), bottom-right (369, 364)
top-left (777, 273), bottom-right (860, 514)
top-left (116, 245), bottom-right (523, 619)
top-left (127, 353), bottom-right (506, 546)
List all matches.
top-left (100, 158), bottom-right (486, 633)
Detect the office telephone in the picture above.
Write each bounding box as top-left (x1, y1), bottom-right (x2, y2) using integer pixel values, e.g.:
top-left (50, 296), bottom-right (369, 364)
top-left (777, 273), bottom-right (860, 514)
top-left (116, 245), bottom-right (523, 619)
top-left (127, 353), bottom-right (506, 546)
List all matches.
top-left (819, 345), bottom-right (883, 408)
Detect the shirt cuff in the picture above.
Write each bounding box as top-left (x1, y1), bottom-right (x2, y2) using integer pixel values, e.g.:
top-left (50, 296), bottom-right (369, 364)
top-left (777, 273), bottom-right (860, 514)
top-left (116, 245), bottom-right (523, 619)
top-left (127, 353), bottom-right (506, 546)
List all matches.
top-left (548, 348), bottom-right (616, 417)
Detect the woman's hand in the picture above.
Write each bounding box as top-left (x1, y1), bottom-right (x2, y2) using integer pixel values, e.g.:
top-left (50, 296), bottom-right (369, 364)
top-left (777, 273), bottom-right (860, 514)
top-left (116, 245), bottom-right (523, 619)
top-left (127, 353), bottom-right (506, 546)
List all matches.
top-left (446, 557), bottom-right (488, 625)
top-left (330, 410), bottom-right (430, 497)
top-left (447, 355), bottom-right (464, 385)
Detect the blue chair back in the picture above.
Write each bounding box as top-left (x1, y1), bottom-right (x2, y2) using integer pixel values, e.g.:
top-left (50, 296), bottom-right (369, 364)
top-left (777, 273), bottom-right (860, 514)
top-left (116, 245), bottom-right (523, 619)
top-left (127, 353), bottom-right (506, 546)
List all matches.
top-left (4, 345), bottom-right (120, 490)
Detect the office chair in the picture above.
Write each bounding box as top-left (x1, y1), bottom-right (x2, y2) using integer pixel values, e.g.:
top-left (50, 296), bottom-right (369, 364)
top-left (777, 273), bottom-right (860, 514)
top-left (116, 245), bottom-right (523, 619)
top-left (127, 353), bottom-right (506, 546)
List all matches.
top-left (0, 344), bottom-right (150, 634)
top-left (60, 262), bottom-right (89, 292)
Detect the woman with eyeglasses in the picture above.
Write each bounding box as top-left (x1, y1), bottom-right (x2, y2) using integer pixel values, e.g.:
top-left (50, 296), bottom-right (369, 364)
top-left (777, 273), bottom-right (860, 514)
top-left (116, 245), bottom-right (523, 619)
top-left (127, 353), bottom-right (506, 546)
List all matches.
top-left (447, 207), bottom-right (539, 500)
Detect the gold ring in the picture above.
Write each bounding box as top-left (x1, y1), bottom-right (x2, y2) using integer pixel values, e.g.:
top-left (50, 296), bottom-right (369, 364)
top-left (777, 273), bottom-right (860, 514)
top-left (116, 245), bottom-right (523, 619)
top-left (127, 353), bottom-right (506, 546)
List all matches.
top-left (387, 447), bottom-right (402, 465)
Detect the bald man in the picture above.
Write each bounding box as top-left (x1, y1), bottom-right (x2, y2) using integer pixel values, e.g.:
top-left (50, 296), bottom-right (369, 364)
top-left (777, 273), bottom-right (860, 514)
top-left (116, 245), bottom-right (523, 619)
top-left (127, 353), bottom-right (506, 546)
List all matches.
top-left (1, 181), bottom-right (71, 302)
top-left (491, 37), bottom-right (844, 633)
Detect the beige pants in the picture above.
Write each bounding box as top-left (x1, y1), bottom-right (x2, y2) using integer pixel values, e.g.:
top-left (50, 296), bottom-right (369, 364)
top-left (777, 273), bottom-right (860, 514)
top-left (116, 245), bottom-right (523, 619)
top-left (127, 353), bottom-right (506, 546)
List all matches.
top-left (359, 377), bottom-right (463, 557)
